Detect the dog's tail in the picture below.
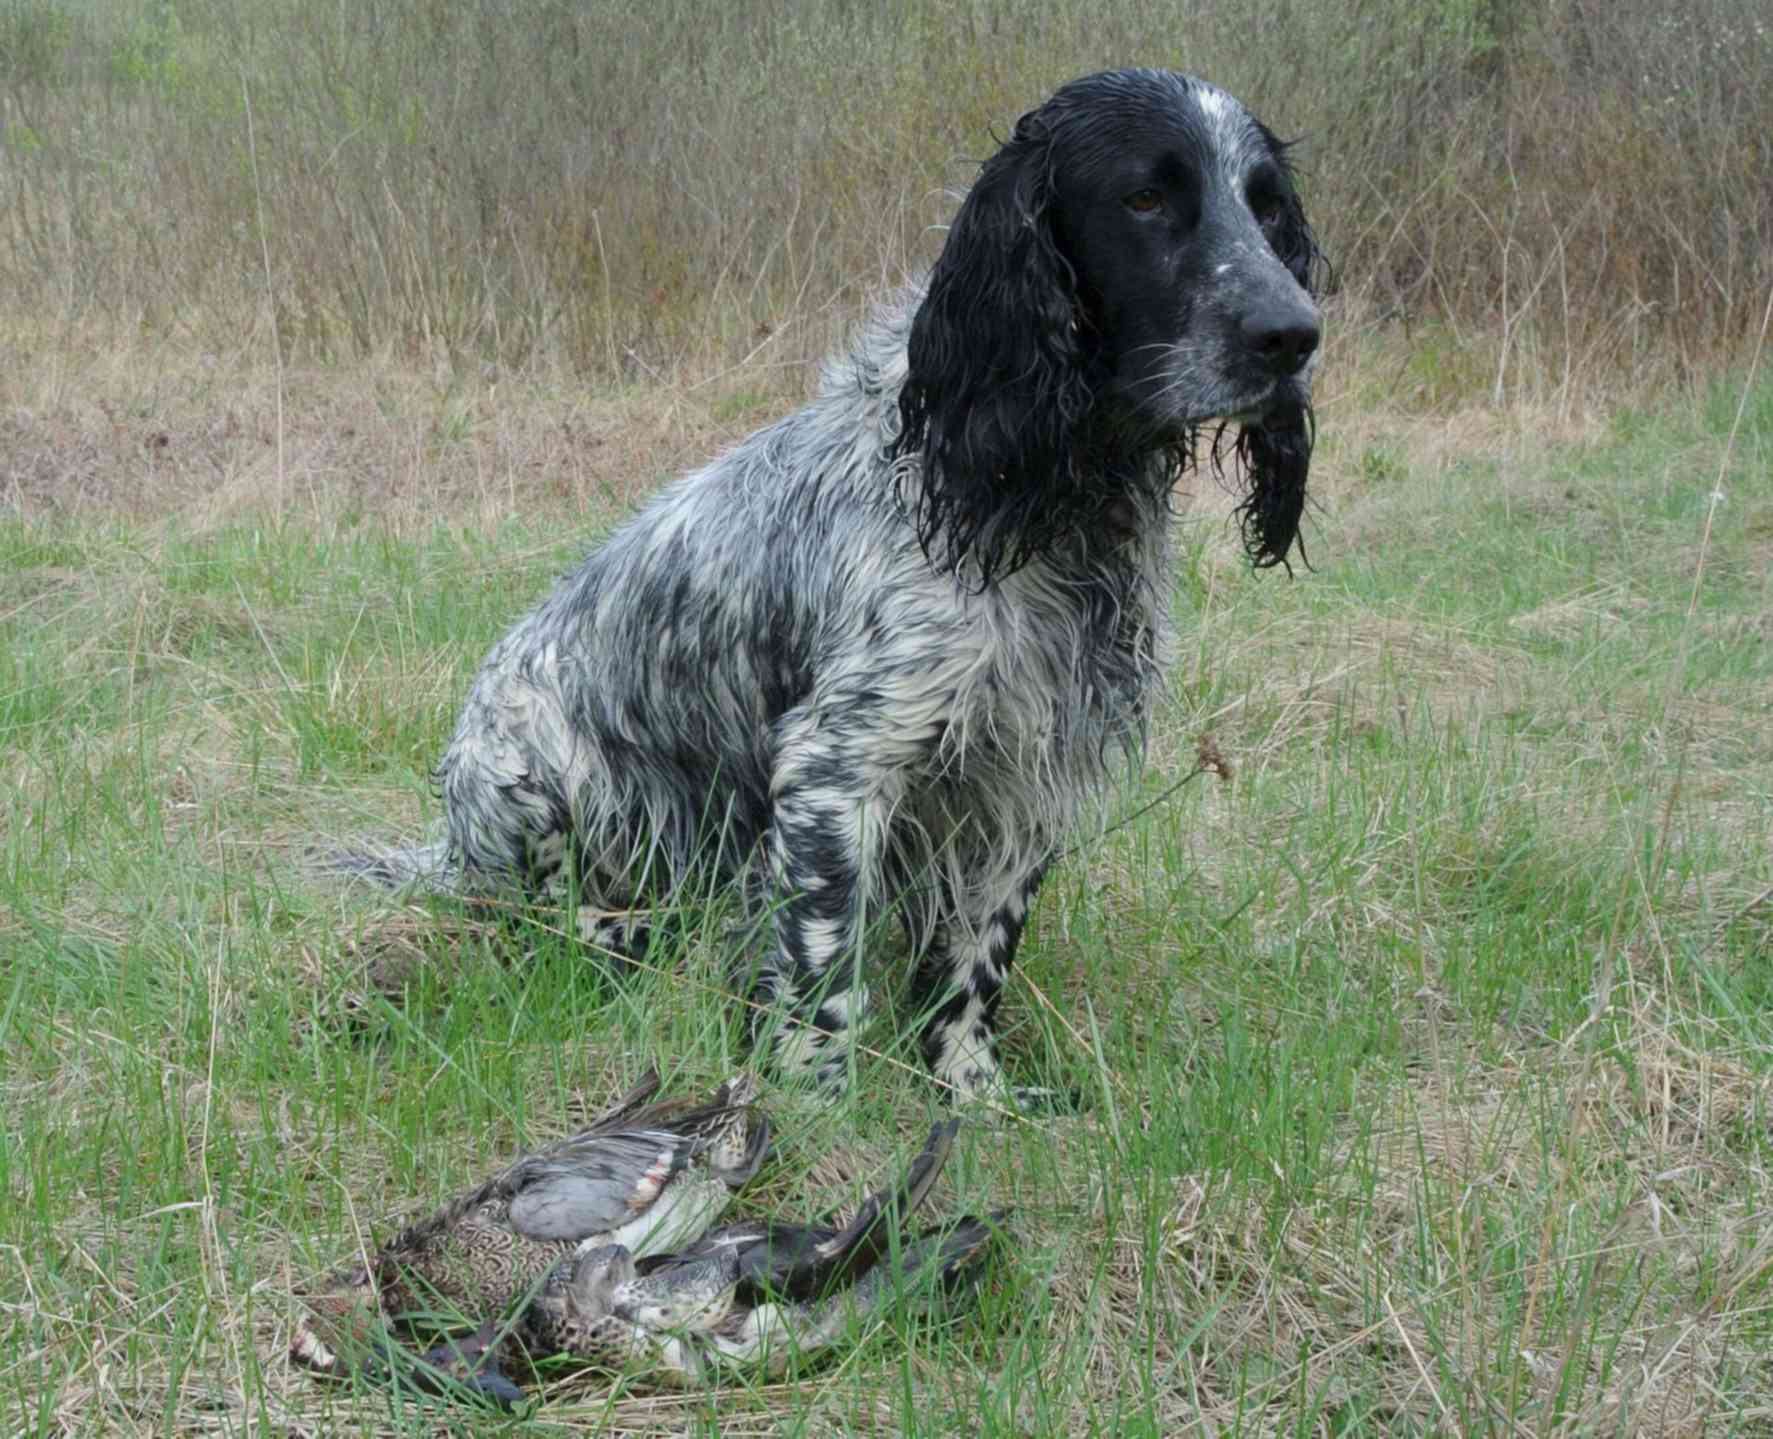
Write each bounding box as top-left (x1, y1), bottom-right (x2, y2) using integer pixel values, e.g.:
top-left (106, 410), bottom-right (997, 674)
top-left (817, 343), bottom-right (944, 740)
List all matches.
top-left (312, 834), bottom-right (463, 895)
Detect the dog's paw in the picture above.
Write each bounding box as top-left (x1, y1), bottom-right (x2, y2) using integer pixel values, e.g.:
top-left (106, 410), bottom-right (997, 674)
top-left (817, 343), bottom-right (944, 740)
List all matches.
top-left (1005, 1084), bottom-right (1085, 1115)
top-left (942, 1074), bottom-right (1083, 1117)
top-left (573, 910), bottom-right (650, 970)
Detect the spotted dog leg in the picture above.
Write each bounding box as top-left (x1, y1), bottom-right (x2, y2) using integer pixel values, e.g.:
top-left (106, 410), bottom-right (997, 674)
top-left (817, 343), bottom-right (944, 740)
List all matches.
top-left (908, 862), bottom-right (1064, 1108)
top-left (521, 829), bottom-right (653, 970)
top-left (751, 692), bottom-right (938, 1092)
top-left (574, 907), bottom-right (653, 967)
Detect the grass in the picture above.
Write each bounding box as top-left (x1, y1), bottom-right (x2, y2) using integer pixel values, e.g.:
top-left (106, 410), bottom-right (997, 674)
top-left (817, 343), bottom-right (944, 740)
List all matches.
top-left (2, 331), bottom-right (1770, 1435)
top-left (4, 0), bottom-right (1771, 390)
top-left (2, 6), bottom-right (1771, 1425)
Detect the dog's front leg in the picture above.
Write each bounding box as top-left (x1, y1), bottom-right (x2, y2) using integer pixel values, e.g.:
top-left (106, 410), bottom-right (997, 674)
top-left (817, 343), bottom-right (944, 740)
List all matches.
top-left (750, 697), bottom-right (927, 1092)
top-left (909, 861), bottom-right (1048, 1104)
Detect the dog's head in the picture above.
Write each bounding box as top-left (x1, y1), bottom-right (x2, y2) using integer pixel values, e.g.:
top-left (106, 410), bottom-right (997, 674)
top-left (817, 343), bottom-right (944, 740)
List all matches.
top-left (895, 68), bottom-right (1326, 581)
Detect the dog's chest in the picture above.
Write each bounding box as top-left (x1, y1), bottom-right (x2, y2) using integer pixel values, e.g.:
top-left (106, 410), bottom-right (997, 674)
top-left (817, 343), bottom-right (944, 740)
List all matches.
top-left (934, 557), bottom-right (1169, 774)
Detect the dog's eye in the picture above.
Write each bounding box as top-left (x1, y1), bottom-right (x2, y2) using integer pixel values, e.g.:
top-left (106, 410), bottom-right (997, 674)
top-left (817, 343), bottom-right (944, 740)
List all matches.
top-left (1250, 192), bottom-right (1285, 232)
top-left (1124, 188), bottom-right (1164, 215)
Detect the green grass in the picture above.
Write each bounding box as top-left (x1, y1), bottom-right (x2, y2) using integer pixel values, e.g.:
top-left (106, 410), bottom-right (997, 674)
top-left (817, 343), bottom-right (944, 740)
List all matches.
top-left (2, 368), bottom-right (1771, 1436)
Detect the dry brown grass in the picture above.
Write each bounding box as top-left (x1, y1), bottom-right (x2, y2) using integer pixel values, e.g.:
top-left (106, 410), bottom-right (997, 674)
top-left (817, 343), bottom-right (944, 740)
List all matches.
top-left (0, 330), bottom-right (803, 534)
top-left (4, 1), bottom-right (1770, 399)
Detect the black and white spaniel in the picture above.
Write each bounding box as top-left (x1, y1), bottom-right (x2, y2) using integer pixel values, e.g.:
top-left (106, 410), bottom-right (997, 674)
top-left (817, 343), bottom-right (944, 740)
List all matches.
top-left (336, 68), bottom-right (1324, 1105)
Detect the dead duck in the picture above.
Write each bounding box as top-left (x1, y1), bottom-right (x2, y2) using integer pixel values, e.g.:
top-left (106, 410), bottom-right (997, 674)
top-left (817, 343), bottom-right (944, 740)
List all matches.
top-left (432, 1118), bottom-right (1002, 1396)
top-left (292, 1070), bottom-right (768, 1388)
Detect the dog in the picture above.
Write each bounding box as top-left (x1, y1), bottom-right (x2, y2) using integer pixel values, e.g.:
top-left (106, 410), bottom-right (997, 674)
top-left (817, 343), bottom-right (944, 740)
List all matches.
top-left (336, 68), bottom-right (1323, 1105)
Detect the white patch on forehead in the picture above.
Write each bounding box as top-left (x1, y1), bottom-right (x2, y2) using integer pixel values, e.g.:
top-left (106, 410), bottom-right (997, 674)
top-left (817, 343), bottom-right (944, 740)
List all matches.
top-left (1192, 83), bottom-right (1264, 181)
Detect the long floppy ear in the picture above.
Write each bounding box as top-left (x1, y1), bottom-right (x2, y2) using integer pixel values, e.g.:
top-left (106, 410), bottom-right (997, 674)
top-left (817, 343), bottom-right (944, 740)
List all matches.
top-left (1261, 129), bottom-right (1329, 298)
top-left (890, 111), bottom-right (1093, 586)
top-left (1232, 133), bottom-right (1326, 572)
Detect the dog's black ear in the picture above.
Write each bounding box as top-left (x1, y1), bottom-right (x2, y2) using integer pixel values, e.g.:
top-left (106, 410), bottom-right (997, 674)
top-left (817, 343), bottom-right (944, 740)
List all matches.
top-left (891, 110), bottom-right (1093, 586)
top-left (1271, 190), bottom-right (1325, 300)
top-left (1262, 132), bottom-right (1328, 300)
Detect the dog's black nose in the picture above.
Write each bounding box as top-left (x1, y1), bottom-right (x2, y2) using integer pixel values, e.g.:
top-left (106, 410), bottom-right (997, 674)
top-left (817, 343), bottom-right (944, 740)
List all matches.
top-left (1242, 303), bottom-right (1320, 376)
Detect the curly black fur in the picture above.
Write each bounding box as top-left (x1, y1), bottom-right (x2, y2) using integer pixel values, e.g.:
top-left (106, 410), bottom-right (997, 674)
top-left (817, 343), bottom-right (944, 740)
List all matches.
top-left (1220, 408), bottom-right (1316, 570)
top-left (891, 68), bottom-right (1324, 588)
top-left (893, 110), bottom-right (1121, 586)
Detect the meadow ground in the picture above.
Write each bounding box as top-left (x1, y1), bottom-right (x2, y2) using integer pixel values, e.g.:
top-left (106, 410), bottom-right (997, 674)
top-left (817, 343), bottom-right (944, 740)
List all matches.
top-left (4, 1), bottom-right (1773, 1431)
top-left (2, 320), bottom-right (1770, 1436)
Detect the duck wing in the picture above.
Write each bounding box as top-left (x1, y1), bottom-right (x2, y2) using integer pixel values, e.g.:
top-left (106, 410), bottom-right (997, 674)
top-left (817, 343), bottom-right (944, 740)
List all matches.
top-left (698, 1211), bottom-right (1007, 1374)
top-left (504, 1129), bottom-right (704, 1240)
top-left (504, 1075), bottom-right (769, 1242)
top-left (638, 1119), bottom-right (958, 1305)
top-left (743, 1118), bottom-right (957, 1302)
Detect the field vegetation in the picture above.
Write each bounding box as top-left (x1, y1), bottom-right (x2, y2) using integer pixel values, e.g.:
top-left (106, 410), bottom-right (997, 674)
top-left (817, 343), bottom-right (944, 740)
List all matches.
top-left (2, 0), bottom-right (1771, 1434)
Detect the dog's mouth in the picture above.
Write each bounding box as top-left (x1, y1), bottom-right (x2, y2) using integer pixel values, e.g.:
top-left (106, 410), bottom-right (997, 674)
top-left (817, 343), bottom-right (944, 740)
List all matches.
top-left (1121, 368), bottom-right (1314, 452)
top-left (1223, 374), bottom-right (1313, 429)
top-left (1166, 377), bottom-right (1310, 434)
